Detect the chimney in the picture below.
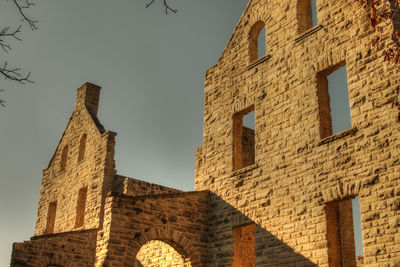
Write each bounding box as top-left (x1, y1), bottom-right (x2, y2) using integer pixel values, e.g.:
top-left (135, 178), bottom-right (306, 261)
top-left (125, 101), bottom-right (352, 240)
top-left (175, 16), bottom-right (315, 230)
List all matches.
top-left (75, 82), bottom-right (101, 115)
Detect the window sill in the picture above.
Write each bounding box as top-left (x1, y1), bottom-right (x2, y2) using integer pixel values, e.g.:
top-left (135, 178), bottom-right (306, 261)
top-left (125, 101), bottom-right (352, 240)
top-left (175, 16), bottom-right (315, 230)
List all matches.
top-left (295, 24), bottom-right (323, 43)
top-left (231, 163), bottom-right (259, 176)
top-left (318, 127), bottom-right (358, 146)
top-left (247, 55), bottom-right (271, 70)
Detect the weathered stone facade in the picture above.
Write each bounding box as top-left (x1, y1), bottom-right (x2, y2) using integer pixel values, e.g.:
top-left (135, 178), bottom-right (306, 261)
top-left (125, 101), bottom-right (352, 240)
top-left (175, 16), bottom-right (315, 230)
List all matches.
top-left (10, 0), bottom-right (400, 266)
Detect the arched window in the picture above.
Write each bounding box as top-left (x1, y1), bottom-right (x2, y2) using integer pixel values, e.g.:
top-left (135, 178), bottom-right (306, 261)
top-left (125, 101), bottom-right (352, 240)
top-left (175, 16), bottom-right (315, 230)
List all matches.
top-left (249, 21), bottom-right (266, 62)
top-left (297, 0), bottom-right (318, 34)
top-left (78, 134), bottom-right (87, 162)
top-left (60, 145), bottom-right (68, 171)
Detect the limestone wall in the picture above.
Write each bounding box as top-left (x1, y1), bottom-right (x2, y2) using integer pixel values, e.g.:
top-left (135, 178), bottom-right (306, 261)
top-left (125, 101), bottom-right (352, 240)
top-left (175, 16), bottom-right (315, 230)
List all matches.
top-left (11, 229), bottom-right (97, 266)
top-left (35, 83), bottom-right (116, 236)
top-left (95, 191), bottom-right (210, 266)
top-left (195, 0), bottom-right (400, 266)
top-left (113, 175), bottom-right (182, 197)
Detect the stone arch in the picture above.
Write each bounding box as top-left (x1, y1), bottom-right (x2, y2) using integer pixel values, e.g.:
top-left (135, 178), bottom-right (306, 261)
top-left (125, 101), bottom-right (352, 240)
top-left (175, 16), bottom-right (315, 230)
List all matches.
top-left (321, 180), bottom-right (362, 203)
top-left (135, 240), bottom-right (192, 266)
top-left (123, 226), bottom-right (202, 267)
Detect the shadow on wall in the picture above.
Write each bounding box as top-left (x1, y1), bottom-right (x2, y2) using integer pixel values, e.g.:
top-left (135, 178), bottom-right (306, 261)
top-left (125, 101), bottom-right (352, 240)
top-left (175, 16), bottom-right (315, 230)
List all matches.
top-left (119, 191), bottom-right (319, 267)
top-left (12, 191), bottom-right (320, 266)
top-left (207, 193), bottom-right (319, 267)
top-left (134, 260), bottom-right (144, 267)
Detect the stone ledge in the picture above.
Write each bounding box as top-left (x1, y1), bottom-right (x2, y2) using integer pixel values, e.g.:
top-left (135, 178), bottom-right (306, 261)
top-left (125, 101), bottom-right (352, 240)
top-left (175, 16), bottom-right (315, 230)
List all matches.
top-left (246, 55), bottom-right (271, 70)
top-left (109, 190), bottom-right (211, 201)
top-left (31, 228), bottom-right (98, 240)
top-left (230, 163), bottom-right (259, 177)
top-left (318, 127), bottom-right (358, 146)
top-left (295, 24), bottom-right (323, 43)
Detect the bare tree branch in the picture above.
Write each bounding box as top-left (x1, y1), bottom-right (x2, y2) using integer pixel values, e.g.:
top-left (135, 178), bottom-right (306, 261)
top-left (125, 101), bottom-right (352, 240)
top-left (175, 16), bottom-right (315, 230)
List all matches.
top-left (0, 26), bottom-right (22, 52)
top-left (12, 0), bottom-right (38, 30)
top-left (145, 0), bottom-right (177, 14)
top-left (0, 0), bottom-right (37, 107)
top-left (0, 90), bottom-right (5, 107)
top-left (0, 62), bottom-right (33, 84)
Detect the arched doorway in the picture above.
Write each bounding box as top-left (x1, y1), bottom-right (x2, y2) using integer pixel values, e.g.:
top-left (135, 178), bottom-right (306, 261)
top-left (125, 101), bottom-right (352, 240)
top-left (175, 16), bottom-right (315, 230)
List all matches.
top-left (134, 240), bottom-right (192, 267)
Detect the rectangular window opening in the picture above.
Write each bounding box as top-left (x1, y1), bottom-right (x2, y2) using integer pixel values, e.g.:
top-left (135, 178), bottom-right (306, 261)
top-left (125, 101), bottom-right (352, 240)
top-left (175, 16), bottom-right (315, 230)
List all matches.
top-left (311, 0), bottom-right (318, 27)
top-left (74, 186), bottom-right (88, 228)
top-left (45, 201), bottom-right (57, 234)
top-left (326, 196), bottom-right (363, 267)
top-left (233, 106), bottom-right (255, 171)
top-left (233, 223), bottom-right (255, 267)
top-left (297, 0), bottom-right (318, 34)
top-left (317, 63), bottom-right (352, 139)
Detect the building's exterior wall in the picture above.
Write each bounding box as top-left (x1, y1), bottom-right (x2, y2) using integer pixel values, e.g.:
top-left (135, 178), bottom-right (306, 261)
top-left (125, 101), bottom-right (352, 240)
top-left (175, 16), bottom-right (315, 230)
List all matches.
top-left (10, 0), bottom-right (400, 266)
top-left (11, 229), bottom-right (97, 266)
top-left (35, 83), bottom-right (116, 236)
top-left (195, 0), bottom-right (400, 266)
top-left (113, 175), bottom-right (182, 197)
top-left (95, 192), bottom-right (209, 266)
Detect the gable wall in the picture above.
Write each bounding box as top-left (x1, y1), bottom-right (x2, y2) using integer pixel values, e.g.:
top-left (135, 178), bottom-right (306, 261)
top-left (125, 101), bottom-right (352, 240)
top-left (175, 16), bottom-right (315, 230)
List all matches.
top-left (35, 85), bottom-right (116, 236)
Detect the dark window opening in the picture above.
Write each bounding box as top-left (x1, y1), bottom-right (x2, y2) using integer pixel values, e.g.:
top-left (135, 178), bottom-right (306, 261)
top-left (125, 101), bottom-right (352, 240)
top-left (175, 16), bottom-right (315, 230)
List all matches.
top-left (45, 201), bottom-right (57, 234)
top-left (74, 186), bottom-right (88, 228)
top-left (233, 106), bottom-right (255, 171)
top-left (249, 21), bottom-right (266, 62)
top-left (326, 196), bottom-right (363, 267)
top-left (60, 145), bottom-right (69, 171)
top-left (233, 223), bottom-right (255, 267)
top-left (78, 134), bottom-right (87, 162)
top-left (317, 62), bottom-right (352, 138)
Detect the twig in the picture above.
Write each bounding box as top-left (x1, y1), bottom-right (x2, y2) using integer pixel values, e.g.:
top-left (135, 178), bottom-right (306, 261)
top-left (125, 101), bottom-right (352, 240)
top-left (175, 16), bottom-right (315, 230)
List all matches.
top-left (12, 0), bottom-right (38, 30)
top-left (0, 62), bottom-right (33, 84)
top-left (145, 0), bottom-right (177, 14)
top-left (0, 90), bottom-right (5, 107)
top-left (0, 26), bottom-right (22, 52)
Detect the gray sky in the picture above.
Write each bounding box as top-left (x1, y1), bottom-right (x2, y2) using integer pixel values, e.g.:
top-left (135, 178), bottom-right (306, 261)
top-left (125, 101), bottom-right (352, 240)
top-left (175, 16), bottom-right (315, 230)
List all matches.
top-left (0, 0), bottom-right (246, 263)
top-left (0, 0), bottom-right (363, 264)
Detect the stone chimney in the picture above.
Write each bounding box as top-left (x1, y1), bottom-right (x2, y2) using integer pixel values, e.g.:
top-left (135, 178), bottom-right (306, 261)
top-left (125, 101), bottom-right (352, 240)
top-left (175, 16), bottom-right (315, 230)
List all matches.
top-left (76, 82), bottom-right (101, 115)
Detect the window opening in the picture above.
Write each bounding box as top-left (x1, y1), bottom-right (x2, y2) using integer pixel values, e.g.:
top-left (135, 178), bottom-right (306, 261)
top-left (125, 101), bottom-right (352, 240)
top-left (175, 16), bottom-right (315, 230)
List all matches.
top-left (326, 196), bottom-right (363, 267)
top-left (233, 223), bottom-right (255, 267)
top-left (352, 196), bottom-right (364, 262)
top-left (311, 0), bottom-right (318, 27)
top-left (233, 106), bottom-right (255, 171)
top-left (257, 27), bottom-right (266, 59)
top-left (249, 21), bottom-right (266, 62)
top-left (60, 145), bottom-right (68, 171)
top-left (317, 63), bottom-right (351, 138)
top-left (297, 0), bottom-right (318, 33)
top-left (75, 186), bottom-right (88, 228)
top-left (78, 134), bottom-right (87, 162)
top-left (45, 201), bottom-right (57, 234)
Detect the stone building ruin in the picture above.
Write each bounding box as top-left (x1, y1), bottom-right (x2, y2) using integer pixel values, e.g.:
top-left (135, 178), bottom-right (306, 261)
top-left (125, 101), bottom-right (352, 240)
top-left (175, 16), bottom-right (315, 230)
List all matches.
top-left (10, 0), bottom-right (400, 266)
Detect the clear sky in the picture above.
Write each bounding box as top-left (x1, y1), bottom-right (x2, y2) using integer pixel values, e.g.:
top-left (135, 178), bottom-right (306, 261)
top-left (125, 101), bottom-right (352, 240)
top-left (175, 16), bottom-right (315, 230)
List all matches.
top-left (0, 0), bottom-right (362, 265)
top-left (0, 0), bottom-right (246, 263)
